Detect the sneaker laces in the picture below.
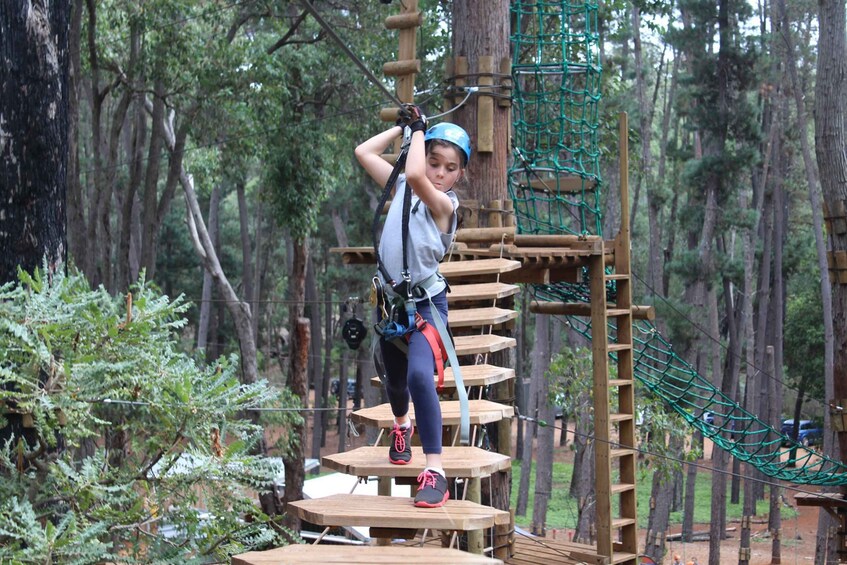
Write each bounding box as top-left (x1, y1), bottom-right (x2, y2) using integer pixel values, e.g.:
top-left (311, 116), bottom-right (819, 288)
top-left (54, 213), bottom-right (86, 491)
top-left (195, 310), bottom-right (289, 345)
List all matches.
top-left (390, 424), bottom-right (408, 452)
top-left (416, 469), bottom-right (438, 491)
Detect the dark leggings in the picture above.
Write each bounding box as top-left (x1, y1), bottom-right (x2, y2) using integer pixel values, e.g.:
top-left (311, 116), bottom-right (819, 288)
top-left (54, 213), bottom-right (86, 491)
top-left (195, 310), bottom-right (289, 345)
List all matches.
top-left (379, 289), bottom-right (447, 455)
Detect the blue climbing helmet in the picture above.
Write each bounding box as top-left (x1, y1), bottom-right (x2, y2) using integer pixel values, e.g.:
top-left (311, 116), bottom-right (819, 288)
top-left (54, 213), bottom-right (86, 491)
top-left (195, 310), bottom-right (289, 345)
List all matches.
top-left (425, 122), bottom-right (471, 166)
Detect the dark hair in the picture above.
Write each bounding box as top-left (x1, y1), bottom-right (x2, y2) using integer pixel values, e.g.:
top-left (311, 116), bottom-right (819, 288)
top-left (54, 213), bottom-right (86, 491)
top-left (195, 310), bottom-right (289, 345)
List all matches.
top-left (425, 139), bottom-right (468, 168)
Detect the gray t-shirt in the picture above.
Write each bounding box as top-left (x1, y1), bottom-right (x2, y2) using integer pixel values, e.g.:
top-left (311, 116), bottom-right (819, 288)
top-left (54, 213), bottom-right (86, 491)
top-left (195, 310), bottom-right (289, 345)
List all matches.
top-left (378, 175), bottom-right (458, 296)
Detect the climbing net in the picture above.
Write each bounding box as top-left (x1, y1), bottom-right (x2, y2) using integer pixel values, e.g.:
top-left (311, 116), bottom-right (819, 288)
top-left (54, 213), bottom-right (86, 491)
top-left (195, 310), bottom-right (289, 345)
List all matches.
top-left (511, 0), bottom-right (847, 485)
top-left (509, 0), bottom-right (603, 236)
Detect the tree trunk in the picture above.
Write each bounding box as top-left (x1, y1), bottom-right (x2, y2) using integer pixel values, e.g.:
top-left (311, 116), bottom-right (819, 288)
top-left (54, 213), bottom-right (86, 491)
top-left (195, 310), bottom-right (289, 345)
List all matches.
top-left (0, 0), bottom-right (69, 281)
top-left (451, 0), bottom-right (510, 209)
top-left (0, 0), bottom-right (70, 451)
top-left (531, 316), bottom-right (554, 536)
top-left (237, 181), bottom-right (255, 336)
top-left (196, 185), bottom-right (221, 353)
top-left (516, 314), bottom-right (544, 517)
top-left (66, 0), bottom-right (85, 268)
top-left (280, 237), bottom-right (309, 526)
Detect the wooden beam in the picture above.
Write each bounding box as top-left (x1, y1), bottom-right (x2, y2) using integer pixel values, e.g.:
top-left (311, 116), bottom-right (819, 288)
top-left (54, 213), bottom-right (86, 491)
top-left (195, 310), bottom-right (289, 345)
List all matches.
top-left (529, 300), bottom-right (655, 320)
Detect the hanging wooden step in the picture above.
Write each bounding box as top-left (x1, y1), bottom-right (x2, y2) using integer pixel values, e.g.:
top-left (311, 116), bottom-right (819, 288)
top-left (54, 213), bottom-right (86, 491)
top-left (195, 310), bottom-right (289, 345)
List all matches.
top-left (371, 364), bottom-right (515, 390)
top-left (290, 493), bottom-right (510, 532)
top-left (449, 306), bottom-right (518, 328)
top-left (439, 258), bottom-right (521, 280)
top-left (453, 334), bottom-right (516, 355)
top-left (448, 282), bottom-right (520, 303)
top-left (233, 545), bottom-right (503, 565)
top-left (352, 400), bottom-right (514, 429)
top-left (322, 446), bottom-right (510, 479)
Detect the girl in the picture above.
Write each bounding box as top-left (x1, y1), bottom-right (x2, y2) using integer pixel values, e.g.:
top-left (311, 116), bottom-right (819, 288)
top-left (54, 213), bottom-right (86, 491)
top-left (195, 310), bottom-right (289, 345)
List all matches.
top-left (354, 110), bottom-right (471, 508)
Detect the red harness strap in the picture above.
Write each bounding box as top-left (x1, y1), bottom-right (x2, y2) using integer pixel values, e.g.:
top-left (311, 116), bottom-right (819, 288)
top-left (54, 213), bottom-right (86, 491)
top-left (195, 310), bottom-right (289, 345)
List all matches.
top-left (411, 312), bottom-right (447, 392)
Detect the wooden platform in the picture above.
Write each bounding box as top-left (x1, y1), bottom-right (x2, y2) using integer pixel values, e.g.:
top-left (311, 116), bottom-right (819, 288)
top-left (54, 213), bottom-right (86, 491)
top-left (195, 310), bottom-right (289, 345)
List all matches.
top-left (352, 400), bottom-right (514, 428)
top-left (290, 493), bottom-right (510, 531)
top-left (321, 446), bottom-right (511, 479)
top-left (371, 364), bottom-right (516, 390)
top-left (403, 528), bottom-right (631, 564)
top-left (232, 545), bottom-right (503, 564)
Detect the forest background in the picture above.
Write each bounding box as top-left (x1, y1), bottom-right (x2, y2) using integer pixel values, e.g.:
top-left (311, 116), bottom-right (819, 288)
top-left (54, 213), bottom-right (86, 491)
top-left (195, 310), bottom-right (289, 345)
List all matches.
top-left (0, 0), bottom-right (843, 563)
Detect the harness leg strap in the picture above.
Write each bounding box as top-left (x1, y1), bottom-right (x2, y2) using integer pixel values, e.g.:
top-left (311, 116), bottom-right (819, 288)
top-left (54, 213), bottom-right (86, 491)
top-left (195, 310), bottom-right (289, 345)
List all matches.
top-left (423, 289), bottom-right (470, 445)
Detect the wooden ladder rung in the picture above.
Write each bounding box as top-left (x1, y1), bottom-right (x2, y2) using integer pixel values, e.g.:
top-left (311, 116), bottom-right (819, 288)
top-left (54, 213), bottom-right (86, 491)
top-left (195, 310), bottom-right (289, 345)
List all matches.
top-left (610, 551), bottom-right (641, 564)
top-left (608, 379), bottom-right (633, 387)
top-left (608, 343), bottom-right (632, 352)
top-left (610, 448), bottom-right (637, 459)
top-left (609, 413), bottom-right (633, 424)
top-left (611, 517), bottom-right (637, 529)
top-left (610, 483), bottom-right (636, 495)
top-left (605, 273), bottom-right (630, 281)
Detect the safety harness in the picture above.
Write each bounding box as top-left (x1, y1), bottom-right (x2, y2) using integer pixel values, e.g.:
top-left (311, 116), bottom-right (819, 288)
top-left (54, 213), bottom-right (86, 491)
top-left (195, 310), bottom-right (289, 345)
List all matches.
top-left (371, 129), bottom-right (470, 446)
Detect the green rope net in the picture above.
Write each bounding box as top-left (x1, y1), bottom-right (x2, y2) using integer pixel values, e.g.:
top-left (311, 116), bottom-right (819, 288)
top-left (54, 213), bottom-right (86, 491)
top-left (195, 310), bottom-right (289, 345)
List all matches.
top-left (510, 0), bottom-right (847, 485)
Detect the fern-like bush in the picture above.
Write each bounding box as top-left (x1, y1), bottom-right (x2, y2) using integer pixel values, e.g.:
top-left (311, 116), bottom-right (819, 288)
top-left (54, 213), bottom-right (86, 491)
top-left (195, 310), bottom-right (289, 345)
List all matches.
top-left (0, 267), bottom-right (298, 563)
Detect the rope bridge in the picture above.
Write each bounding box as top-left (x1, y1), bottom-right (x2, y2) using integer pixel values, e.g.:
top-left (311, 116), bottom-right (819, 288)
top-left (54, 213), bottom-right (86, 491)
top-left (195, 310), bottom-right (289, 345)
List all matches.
top-left (509, 0), bottom-right (847, 485)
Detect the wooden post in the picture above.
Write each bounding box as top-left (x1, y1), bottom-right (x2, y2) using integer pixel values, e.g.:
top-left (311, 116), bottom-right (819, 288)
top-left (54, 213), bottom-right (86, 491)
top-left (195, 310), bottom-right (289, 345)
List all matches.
top-left (477, 56), bottom-right (494, 153)
top-left (466, 477), bottom-right (483, 554)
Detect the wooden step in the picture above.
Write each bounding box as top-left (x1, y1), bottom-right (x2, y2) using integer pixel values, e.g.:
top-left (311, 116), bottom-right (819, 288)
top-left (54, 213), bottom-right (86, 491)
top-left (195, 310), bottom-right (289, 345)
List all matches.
top-left (611, 517), bottom-right (637, 529)
top-left (448, 282), bottom-right (520, 303)
top-left (233, 545), bottom-right (503, 564)
top-left (605, 273), bottom-right (630, 281)
top-left (439, 258), bottom-right (521, 279)
top-left (290, 493), bottom-right (510, 531)
top-left (322, 446), bottom-right (511, 479)
top-left (371, 364), bottom-right (515, 390)
top-left (449, 307), bottom-right (519, 328)
top-left (453, 334), bottom-right (516, 355)
top-left (610, 448), bottom-right (637, 459)
top-left (352, 400), bottom-right (514, 429)
top-left (608, 343), bottom-right (631, 352)
top-left (609, 413), bottom-right (633, 424)
top-left (610, 482), bottom-right (636, 495)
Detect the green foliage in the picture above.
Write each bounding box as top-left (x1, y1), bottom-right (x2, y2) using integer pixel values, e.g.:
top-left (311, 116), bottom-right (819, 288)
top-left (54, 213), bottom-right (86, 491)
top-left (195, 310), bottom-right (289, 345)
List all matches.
top-left (0, 267), bottom-right (295, 562)
top-left (784, 282), bottom-right (826, 403)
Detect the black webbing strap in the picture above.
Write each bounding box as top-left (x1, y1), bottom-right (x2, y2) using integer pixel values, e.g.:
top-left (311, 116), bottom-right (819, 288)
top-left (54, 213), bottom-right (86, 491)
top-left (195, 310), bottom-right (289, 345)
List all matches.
top-left (372, 141), bottom-right (413, 290)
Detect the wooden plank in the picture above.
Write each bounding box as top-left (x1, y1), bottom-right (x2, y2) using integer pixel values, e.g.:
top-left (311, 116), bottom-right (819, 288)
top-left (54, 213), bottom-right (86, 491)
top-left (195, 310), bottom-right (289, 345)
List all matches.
top-left (352, 400), bottom-right (514, 428)
top-left (529, 301), bottom-right (654, 321)
top-left (448, 282), bottom-right (520, 302)
top-left (289, 493), bottom-right (510, 530)
top-left (449, 307), bottom-right (519, 328)
top-left (233, 545), bottom-right (503, 565)
top-left (440, 258), bottom-right (522, 278)
top-left (453, 334), bottom-right (516, 355)
top-left (321, 446), bottom-right (511, 479)
top-left (370, 364), bottom-right (515, 390)
top-left (795, 491), bottom-right (847, 507)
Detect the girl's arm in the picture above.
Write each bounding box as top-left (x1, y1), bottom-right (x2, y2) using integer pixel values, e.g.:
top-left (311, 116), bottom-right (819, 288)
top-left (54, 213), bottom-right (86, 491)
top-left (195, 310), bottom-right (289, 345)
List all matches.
top-left (354, 125), bottom-right (403, 187)
top-left (404, 130), bottom-right (455, 229)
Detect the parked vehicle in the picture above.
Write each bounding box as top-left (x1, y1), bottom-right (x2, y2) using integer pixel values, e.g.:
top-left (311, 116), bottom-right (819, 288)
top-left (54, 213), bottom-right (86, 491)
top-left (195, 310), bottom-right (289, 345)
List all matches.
top-left (330, 378), bottom-right (357, 399)
top-left (780, 419), bottom-right (823, 447)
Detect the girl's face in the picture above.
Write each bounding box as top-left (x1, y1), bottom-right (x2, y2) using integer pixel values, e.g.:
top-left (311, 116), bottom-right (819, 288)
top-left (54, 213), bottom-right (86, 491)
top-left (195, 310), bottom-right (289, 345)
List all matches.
top-left (425, 144), bottom-right (464, 191)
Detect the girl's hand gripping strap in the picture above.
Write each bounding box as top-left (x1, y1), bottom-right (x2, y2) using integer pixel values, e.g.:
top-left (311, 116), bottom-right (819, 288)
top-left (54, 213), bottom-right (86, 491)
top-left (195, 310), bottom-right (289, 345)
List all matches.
top-left (423, 287), bottom-right (469, 446)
